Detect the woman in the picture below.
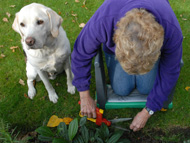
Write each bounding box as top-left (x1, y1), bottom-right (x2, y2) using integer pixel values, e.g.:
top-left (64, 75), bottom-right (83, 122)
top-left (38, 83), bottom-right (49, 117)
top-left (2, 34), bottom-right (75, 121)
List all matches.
top-left (71, 0), bottom-right (183, 131)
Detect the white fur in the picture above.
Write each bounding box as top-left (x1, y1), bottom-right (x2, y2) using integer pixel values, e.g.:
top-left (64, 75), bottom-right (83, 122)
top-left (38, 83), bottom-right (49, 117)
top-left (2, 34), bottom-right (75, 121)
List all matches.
top-left (12, 3), bottom-right (75, 103)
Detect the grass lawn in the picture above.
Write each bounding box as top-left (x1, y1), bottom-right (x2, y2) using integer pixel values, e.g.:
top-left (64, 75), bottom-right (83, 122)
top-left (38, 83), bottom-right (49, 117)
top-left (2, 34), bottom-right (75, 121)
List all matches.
top-left (0, 0), bottom-right (190, 142)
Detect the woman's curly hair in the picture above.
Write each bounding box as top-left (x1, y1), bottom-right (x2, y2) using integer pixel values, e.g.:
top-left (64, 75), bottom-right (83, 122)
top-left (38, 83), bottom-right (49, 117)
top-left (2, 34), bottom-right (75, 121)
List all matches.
top-left (114, 8), bottom-right (164, 75)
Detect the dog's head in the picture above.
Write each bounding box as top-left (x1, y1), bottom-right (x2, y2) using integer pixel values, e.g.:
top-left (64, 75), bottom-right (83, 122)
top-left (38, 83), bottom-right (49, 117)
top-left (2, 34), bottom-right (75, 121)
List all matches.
top-left (12, 3), bottom-right (63, 50)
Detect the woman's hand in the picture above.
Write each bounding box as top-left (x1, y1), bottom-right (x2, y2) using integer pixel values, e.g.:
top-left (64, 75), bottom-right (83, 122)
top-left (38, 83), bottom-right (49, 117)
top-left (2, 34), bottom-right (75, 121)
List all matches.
top-left (79, 90), bottom-right (96, 118)
top-left (130, 108), bottom-right (151, 132)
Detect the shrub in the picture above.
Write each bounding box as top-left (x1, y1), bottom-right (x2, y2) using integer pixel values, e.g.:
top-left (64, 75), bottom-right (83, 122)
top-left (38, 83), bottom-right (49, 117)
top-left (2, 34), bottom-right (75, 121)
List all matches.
top-left (35, 117), bottom-right (130, 143)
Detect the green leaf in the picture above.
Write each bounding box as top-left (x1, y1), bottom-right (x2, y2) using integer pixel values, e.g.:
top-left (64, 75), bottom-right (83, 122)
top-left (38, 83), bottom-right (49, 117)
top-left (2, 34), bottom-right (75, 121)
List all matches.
top-left (95, 123), bottom-right (109, 141)
top-left (79, 116), bottom-right (87, 127)
top-left (89, 137), bottom-right (95, 143)
top-left (35, 126), bottom-right (54, 137)
top-left (57, 122), bottom-right (69, 140)
top-left (73, 135), bottom-right (84, 143)
top-left (53, 138), bottom-right (70, 143)
top-left (107, 131), bottom-right (124, 143)
top-left (101, 123), bottom-right (109, 138)
top-left (96, 137), bottom-right (104, 143)
top-left (89, 130), bottom-right (95, 139)
top-left (38, 135), bottom-right (53, 142)
top-left (95, 128), bottom-right (100, 138)
top-left (68, 118), bottom-right (78, 140)
top-left (81, 126), bottom-right (89, 143)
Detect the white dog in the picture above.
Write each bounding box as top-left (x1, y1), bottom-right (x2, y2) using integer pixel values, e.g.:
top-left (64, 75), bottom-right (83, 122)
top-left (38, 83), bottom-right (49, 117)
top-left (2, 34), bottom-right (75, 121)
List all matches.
top-left (12, 3), bottom-right (75, 103)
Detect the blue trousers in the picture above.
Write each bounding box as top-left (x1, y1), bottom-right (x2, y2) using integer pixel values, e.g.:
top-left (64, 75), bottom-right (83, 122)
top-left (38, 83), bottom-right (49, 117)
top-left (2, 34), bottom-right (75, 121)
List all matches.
top-left (104, 52), bottom-right (159, 96)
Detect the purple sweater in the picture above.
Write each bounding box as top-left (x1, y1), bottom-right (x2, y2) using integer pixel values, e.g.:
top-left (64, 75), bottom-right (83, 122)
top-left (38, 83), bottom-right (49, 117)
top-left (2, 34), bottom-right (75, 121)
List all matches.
top-left (71, 0), bottom-right (183, 112)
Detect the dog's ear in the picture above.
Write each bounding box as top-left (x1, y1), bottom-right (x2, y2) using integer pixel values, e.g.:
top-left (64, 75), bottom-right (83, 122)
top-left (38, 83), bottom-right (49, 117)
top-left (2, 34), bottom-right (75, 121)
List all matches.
top-left (12, 13), bottom-right (21, 34)
top-left (46, 9), bottom-right (63, 38)
top-left (12, 13), bottom-right (24, 41)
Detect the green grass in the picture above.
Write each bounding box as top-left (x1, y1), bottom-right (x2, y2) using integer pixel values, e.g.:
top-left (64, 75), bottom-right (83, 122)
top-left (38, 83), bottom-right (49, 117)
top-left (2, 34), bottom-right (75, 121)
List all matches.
top-left (0, 0), bottom-right (190, 142)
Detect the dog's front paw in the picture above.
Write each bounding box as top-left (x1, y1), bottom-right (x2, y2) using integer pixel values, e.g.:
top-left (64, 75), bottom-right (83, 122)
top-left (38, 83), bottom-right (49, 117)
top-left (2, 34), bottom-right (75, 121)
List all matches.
top-left (28, 87), bottom-right (36, 99)
top-left (49, 92), bottom-right (58, 103)
top-left (67, 85), bottom-right (75, 94)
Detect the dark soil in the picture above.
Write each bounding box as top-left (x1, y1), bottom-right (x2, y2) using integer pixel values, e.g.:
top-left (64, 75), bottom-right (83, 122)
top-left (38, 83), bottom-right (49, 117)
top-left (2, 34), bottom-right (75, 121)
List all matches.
top-left (123, 127), bottom-right (190, 143)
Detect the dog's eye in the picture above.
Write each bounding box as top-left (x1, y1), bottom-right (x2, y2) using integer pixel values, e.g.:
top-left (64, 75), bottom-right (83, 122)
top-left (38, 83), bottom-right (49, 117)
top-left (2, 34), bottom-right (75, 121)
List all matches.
top-left (37, 20), bottom-right (44, 25)
top-left (20, 23), bottom-right (25, 27)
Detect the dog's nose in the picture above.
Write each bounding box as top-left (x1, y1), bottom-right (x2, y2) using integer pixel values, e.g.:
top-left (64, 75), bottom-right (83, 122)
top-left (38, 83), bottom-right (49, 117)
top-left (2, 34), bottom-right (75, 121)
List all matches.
top-left (25, 37), bottom-right (35, 46)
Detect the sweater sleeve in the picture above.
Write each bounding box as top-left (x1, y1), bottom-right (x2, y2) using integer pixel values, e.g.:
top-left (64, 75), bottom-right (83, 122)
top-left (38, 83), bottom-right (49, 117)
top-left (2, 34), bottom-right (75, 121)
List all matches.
top-left (146, 29), bottom-right (183, 112)
top-left (71, 19), bottom-right (106, 91)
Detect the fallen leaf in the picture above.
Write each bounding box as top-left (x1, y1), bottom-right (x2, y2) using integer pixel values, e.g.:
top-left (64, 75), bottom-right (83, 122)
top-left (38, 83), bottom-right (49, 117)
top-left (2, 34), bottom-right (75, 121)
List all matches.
top-left (65, 2), bottom-right (68, 5)
top-left (62, 117), bottom-right (73, 125)
top-left (0, 45), bottom-right (3, 48)
top-left (1, 54), bottom-right (5, 57)
top-left (75, 0), bottom-right (80, 2)
top-left (47, 115), bottom-right (73, 127)
top-left (83, 0), bottom-right (86, 5)
top-left (9, 5), bottom-right (15, 7)
top-left (19, 79), bottom-right (25, 86)
top-left (58, 11), bottom-right (61, 15)
top-left (180, 14), bottom-right (183, 17)
top-left (24, 93), bottom-right (29, 98)
top-left (6, 12), bottom-right (11, 18)
top-left (10, 46), bottom-right (18, 52)
top-left (182, 18), bottom-right (187, 21)
top-left (71, 14), bottom-right (77, 17)
top-left (79, 23), bottom-right (85, 28)
top-left (185, 86), bottom-right (190, 91)
top-left (160, 108), bottom-right (167, 112)
top-left (3, 17), bottom-right (8, 22)
top-left (47, 115), bottom-right (63, 127)
top-left (10, 46), bottom-right (18, 50)
top-left (72, 19), bottom-right (76, 23)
